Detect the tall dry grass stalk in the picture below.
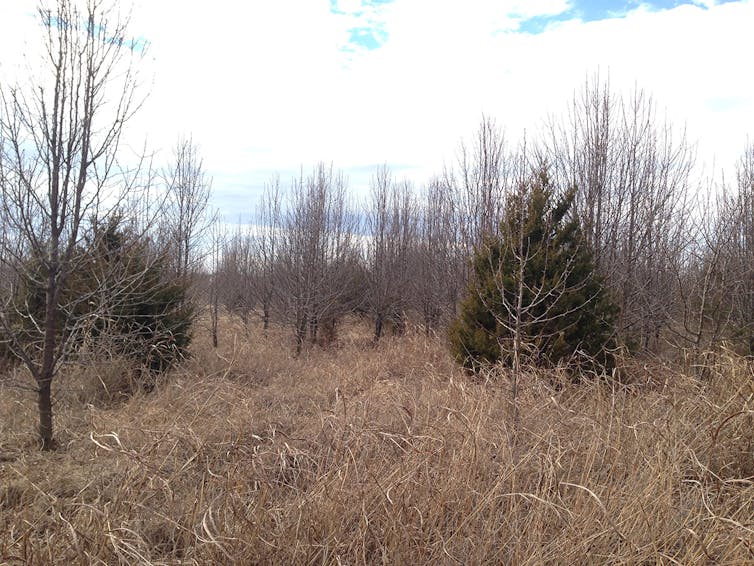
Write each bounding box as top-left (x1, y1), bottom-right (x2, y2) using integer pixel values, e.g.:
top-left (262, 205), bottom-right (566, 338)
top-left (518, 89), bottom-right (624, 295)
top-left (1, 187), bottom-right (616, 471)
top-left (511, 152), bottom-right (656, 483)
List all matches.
top-left (1, 316), bottom-right (753, 564)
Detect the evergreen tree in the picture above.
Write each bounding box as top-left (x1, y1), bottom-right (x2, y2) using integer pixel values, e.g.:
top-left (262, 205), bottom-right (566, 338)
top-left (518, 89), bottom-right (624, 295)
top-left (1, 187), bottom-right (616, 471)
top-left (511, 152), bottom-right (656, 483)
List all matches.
top-left (10, 217), bottom-right (193, 375)
top-left (450, 168), bottom-right (617, 375)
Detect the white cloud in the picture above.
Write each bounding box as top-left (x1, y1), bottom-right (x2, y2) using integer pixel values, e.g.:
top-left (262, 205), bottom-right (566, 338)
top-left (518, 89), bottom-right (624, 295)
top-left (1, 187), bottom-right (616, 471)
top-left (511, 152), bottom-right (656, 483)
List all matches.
top-left (1, 0), bottom-right (752, 215)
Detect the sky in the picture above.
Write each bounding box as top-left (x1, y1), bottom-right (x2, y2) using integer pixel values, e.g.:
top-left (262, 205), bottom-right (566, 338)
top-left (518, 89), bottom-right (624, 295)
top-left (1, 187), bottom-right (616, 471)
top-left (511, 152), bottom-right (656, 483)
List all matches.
top-left (0, 0), bottom-right (752, 221)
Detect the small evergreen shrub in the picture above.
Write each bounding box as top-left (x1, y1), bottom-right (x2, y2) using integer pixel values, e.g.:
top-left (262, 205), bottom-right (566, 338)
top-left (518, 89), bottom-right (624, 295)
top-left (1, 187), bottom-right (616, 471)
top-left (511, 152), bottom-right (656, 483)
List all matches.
top-left (10, 217), bottom-right (193, 376)
top-left (449, 168), bottom-right (618, 375)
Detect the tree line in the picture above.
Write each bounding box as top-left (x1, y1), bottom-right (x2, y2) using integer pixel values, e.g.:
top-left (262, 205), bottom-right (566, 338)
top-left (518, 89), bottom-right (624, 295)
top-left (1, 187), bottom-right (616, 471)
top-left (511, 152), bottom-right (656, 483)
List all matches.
top-left (213, 95), bottom-right (753, 364)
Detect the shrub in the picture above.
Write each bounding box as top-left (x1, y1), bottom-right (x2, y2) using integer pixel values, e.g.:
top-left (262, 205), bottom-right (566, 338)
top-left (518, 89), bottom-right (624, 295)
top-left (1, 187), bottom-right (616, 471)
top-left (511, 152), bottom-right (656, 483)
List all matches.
top-left (9, 216), bottom-right (193, 375)
top-left (449, 168), bottom-right (618, 375)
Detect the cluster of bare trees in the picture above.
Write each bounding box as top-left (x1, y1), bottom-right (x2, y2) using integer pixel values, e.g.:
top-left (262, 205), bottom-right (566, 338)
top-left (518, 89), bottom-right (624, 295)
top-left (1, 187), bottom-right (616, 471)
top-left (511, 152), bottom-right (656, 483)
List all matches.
top-left (215, 163), bottom-right (463, 350)
top-left (366, 166), bottom-right (416, 340)
top-left (732, 147), bottom-right (754, 352)
top-left (543, 75), bottom-right (695, 351)
top-left (212, 83), bottom-right (752, 364)
top-left (670, 144), bottom-right (754, 361)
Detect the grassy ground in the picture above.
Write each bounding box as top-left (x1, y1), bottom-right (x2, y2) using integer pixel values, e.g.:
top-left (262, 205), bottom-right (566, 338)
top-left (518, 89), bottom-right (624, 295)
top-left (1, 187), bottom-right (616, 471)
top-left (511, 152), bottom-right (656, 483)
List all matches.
top-left (1, 316), bottom-right (753, 564)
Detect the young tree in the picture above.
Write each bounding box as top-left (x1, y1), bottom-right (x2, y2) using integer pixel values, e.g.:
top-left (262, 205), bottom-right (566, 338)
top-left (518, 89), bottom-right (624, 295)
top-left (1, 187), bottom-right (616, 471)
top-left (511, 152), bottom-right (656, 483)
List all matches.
top-left (0, 0), bottom-right (146, 449)
top-left (278, 164), bottom-right (361, 354)
top-left (10, 215), bottom-right (193, 393)
top-left (251, 178), bottom-right (283, 332)
top-left (544, 74), bottom-right (694, 352)
top-left (450, 165), bottom-right (617, 380)
top-left (453, 115), bottom-right (509, 255)
top-left (69, 218), bottom-right (192, 372)
top-left (207, 212), bottom-right (224, 348)
top-left (161, 136), bottom-right (213, 282)
top-left (365, 166), bottom-right (416, 341)
top-left (414, 176), bottom-right (461, 334)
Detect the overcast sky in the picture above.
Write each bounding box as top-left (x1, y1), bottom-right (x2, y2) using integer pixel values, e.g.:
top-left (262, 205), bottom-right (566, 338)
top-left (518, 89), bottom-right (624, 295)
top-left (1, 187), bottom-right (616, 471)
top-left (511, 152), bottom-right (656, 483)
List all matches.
top-left (0, 0), bottom-right (752, 220)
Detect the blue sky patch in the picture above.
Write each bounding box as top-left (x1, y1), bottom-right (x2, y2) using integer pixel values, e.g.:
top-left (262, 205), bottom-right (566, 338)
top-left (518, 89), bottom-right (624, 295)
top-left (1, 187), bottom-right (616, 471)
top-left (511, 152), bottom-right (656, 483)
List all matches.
top-left (331, 0), bottom-right (392, 52)
top-left (346, 26), bottom-right (387, 51)
top-left (330, 0), bottom-right (744, 49)
top-left (518, 0), bottom-right (743, 34)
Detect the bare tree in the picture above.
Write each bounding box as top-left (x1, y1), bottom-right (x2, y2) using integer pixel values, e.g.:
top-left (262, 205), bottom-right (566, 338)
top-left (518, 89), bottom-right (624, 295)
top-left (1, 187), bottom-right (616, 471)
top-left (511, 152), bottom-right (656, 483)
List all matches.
top-left (365, 165), bottom-right (416, 341)
top-left (251, 177), bottom-right (283, 332)
top-left (215, 181), bottom-right (283, 333)
top-left (0, 0), bottom-right (146, 449)
top-left (452, 115), bottom-right (509, 257)
top-left (414, 175), bottom-right (461, 334)
top-left (662, 144), bottom-right (754, 368)
top-left (218, 225), bottom-right (255, 327)
top-left (725, 144), bottom-right (754, 353)
top-left (663, 187), bottom-right (737, 368)
top-left (544, 74), bottom-right (694, 352)
top-left (161, 136), bottom-right (212, 282)
top-left (735, 144), bottom-right (754, 354)
top-left (207, 212), bottom-right (224, 348)
top-left (278, 164), bottom-right (361, 354)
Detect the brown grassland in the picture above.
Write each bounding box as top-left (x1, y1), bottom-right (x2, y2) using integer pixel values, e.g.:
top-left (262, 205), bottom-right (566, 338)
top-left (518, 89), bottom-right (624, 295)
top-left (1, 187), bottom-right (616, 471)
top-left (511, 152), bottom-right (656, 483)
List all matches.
top-left (1, 315), bottom-right (754, 564)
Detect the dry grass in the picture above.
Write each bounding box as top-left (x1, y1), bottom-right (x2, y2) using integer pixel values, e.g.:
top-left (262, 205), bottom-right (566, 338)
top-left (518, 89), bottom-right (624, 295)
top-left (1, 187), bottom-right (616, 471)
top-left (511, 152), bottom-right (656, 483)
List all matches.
top-left (1, 316), bottom-right (754, 564)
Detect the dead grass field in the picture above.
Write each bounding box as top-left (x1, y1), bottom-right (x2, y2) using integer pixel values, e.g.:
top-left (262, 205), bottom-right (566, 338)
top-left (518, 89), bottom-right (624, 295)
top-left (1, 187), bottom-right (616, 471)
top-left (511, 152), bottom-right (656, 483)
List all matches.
top-left (1, 316), bottom-right (754, 564)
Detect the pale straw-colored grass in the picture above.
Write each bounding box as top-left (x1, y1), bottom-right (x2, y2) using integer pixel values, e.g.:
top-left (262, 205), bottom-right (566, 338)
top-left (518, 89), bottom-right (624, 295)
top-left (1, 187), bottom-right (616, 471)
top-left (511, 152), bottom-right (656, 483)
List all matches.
top-left (1, 316), bottom-right (753, 564)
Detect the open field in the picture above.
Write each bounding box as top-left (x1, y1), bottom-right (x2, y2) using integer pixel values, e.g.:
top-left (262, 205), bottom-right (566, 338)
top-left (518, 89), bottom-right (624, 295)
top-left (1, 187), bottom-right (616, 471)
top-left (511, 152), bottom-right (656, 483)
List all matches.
top-left (1, 317), bottom-right (754, 564)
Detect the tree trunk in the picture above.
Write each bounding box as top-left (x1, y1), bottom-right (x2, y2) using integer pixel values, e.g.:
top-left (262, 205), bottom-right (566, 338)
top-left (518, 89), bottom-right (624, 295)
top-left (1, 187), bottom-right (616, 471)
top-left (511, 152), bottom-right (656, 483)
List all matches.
top-left (37, 378), bottom-right (54, 450)
top-left (40, 257), bottom-right (59, 450)
top-left (309, 316), bottom-right (319, 344)
top-left (211, 297), bottom-right (219, 348)
top-left (374, 314), bottom-right (384, 342)
top-left (295, 314), bottom-right (308, 356)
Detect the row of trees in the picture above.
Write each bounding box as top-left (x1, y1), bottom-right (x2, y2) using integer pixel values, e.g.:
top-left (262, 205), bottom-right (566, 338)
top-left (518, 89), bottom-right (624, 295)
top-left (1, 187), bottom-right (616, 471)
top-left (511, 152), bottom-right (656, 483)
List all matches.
top-left (212, 105), bottom-right (752, 365)
top-left (215, 164), bottom-right (460, 352)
